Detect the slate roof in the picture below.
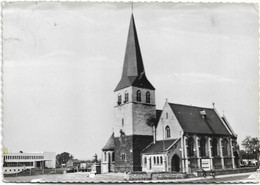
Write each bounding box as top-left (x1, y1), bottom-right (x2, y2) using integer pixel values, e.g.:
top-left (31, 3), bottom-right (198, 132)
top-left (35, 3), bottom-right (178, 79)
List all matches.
top-left (114, 14), bottom-right (155, 92)
top-left (102, 133), bottom-right (115, 151)
top-left (155, 109), bottom-right (162, 126)
top-left (142, 139), bottom-right (178, 154)
top-left (169, 103), bottom-right (232, 136)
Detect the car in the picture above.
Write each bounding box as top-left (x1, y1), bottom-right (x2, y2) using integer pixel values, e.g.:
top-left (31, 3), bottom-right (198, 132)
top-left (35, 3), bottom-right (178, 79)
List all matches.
top-left (66, 167), bottom-right (77, 173)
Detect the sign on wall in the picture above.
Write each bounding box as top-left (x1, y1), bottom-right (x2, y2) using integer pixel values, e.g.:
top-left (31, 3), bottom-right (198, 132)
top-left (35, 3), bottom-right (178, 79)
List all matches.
top-left (201, 159), bottom-right (211, 171)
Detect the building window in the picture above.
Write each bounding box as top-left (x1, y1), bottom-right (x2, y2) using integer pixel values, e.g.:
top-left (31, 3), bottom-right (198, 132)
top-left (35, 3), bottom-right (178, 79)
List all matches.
top-left (166, 112), bottom-right (168, 119)
top-left (112, 152), bottom-right (115, 162)
top-left (122, 119), bottom-right (124, 127)
top-left (200, 137), bottom-right (206, 157)
top-left (157, 156), bottom-right (159, 164)
top-left (125, 92), bottom-right (129, 103)
top-left (104, 152), bottom-right (107, 161)
top-left (121, 153), bottom-right (126, 161)
top-left (222, 138), bottom-right (228, 156)
top-left (212, 138), bottom-right (218, 157)
top-left (165, 126), bottom-right (171, 138)
top-left (187, 137), bottom-right (195, 157)
top-left (144, 157), bottom-right (147, 166)
top-left (160, 156), bottom-right (163, 164)
top-left (136, 90), bottom-right (141, 102)
top-left (117, 94), bottom-right (122, 105)
top-left (146, 91), bottom-right (150, 103)
top-left (153, 156), bottom-right (156, 164)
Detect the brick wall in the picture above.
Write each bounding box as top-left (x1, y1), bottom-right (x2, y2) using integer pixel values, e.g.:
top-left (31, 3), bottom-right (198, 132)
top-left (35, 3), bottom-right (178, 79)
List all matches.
top-left (213, 157), bottom-right (222, 169)
top-left (114, 135), bottom-right (153, 172)
top-left (224, 158), bottom-right (233, 169)
top-left (132, 103), bottom-right (155, 136)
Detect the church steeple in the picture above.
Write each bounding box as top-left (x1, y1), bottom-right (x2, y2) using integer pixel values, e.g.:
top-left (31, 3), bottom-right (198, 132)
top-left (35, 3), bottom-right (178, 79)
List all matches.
top-left (114, 14), bottom-right (155, 92)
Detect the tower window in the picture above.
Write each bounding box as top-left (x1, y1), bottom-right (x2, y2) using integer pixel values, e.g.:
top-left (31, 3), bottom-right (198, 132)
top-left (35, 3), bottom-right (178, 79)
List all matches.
top-left (117, 94), bottom-right (122, 105)
top-left (121, 153), bottom-right (126, 161)
top-left (136, 90), bottom-right (141, 102)
top-left (165, 126), bottom-right (171, 138)
top-left (122, 119), bottom-right (124, 127)
top-left (166, 112), bottom-right (168, 119)
top-left (146, 91), bottom-right (151, 103)
top-left (125, 92), bottom-right (129, 103)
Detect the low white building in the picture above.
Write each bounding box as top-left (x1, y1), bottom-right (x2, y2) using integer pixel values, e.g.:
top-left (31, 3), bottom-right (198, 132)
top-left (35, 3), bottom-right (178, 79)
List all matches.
top-left (3, 152), bottom-right (56, 174)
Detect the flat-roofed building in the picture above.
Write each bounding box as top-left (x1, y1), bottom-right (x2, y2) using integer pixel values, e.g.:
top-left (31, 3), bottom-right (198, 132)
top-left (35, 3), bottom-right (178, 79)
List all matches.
top-left (3, 152), bottom-right (56, 174)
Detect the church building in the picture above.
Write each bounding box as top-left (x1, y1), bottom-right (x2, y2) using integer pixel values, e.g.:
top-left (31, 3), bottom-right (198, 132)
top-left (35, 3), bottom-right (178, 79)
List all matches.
top-left (101, 14), bottom-right (240, 174)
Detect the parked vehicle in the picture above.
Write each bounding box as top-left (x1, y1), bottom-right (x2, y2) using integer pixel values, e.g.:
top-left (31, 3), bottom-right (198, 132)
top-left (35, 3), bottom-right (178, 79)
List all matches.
top-left (79, 163), bottom-right (87, 172)
top-left (66, 167), bottom-right (77, 173)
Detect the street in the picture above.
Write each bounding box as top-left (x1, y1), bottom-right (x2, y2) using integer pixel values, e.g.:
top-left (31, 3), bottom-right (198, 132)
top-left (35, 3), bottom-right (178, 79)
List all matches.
top-left (4, 171), bottom-right (259, 183)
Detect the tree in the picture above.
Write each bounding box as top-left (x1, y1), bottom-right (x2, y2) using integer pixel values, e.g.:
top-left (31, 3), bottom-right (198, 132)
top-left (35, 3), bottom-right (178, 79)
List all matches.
top-left (241, 136), bottom-right (260, 159)
top-left (146, 117), bottom-right (157, 127)
top-left (56, 152), bottom-right (73, 167)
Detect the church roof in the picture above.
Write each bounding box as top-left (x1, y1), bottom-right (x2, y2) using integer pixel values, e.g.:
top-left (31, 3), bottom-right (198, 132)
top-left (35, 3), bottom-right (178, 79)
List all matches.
top-left (102, 133), bottom-right (115, 151)
top-left (114, 14), bottom-right (155, 92)
top-left (142, 139), bottom-right (178, 154)
top-left (155, 109), bottom-right (162, 126)
top-left (168, 103), bottom-right (233, 136)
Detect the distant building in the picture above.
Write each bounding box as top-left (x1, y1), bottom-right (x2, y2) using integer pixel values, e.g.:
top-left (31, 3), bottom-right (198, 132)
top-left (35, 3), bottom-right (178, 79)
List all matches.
top-left (101, 14), bottom-right (239, 173)
top-left (3, 152), bottom-right (56, 174)
top-left (66, 159), bottom-right (81, 167)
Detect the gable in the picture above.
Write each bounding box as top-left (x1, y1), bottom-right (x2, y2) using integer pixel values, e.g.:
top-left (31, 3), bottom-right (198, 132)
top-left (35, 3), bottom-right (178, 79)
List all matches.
top-left (156, 102), bottom-right (182, 141)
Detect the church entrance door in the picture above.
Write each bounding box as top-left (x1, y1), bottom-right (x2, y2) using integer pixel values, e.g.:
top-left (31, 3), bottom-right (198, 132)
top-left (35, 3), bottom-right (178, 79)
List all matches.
top-left (171, 155), bottom-right (180, 172)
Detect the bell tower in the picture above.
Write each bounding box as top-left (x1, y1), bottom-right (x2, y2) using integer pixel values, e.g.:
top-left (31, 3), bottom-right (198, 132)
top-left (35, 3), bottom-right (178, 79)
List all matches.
top-left (113, 14), bottom-right (156, 172)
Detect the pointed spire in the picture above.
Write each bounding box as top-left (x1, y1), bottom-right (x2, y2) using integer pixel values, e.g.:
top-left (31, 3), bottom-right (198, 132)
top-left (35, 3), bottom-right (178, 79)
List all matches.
top-left (114, 14), bottom-right (155, 91)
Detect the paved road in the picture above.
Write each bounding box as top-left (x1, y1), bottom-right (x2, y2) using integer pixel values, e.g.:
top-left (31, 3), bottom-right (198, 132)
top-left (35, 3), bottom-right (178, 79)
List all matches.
top-left (4, 171), bottom-right (259, 183)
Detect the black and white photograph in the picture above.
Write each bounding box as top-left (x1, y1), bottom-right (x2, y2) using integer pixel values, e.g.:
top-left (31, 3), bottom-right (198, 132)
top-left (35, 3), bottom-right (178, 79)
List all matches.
top-left (2, 1), bottom-right (259, 183)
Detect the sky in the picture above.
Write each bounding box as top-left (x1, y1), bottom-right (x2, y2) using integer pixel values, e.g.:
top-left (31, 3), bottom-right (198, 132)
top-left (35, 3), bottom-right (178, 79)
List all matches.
top-left (2, 2), bottom-right (259, 160)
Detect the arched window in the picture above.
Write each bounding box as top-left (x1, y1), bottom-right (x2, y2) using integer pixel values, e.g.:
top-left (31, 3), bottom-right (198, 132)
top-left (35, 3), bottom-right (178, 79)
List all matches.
top-left (200, 137), bottom-right (206, 157)
top-left (121, 153), bottom-right (126, 161)
top-left (212, 138), bottom-right (218, 157)
top-left (222, 138), bottom-right (228, 156)
top-left (160, 156), bottom-right (163, 164)
top-left (146, 91), bottom-right (151, 103)
top-left (136, 90), bottom-right (141, 102)
top-left (122, 119), bottom-right (124, 127)
top-left (157, 156), bottom-right (159, 164)
top-left (153, 156), bottom-right (156, 164)
top-left (187, 137), bottom-right (194, 157)
top-left (117, 94), bottom-right (122, 105)
top-left (125, 91), bottom-right (129, 103)
top-left (166, 112), bottom-right (168, 119)
top-left (144, 157), bottom-right (147, 165)
top-left (165, 126), bottom-right (171, 138)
